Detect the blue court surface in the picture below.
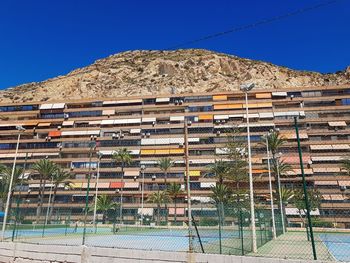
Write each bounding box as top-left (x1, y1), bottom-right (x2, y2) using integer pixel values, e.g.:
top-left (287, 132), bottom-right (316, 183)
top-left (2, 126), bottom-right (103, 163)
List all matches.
top-left (7, 226), bottom-right (238, 252)
top-left (320, 233), bottom-right (350, 262)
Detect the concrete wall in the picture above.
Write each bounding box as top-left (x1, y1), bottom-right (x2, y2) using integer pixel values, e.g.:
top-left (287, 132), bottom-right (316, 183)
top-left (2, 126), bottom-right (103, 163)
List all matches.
top-left (0, 242), bottom-right (330, 263)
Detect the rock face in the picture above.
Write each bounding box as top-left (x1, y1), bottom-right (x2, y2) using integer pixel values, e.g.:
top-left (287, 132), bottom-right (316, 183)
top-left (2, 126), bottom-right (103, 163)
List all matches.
top-left (1, 49), bottom-right (349, 103)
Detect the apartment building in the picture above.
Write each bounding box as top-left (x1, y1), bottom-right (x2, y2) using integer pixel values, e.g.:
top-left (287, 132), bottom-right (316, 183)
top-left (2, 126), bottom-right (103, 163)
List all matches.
top-left (1, 84), bottom-right (350, 227)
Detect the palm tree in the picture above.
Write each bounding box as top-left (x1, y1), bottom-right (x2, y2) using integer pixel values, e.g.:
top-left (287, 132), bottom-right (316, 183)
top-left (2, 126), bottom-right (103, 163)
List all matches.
top-left (48, 168), bottom-right (71, 222)
top-left (224, 130), bottom-right (248, 201)
top-left (147, 191), bottom-right (171, 225)
top-left (279, 187), bottom-right (294, 228)
top-left (167, 183), bottom-right (183, 223)
top-left (293, 188), bottom-right (322, 228)
top-left (0, 164), bottom-right (7, 211)
top-left (262, 131), bottom-right (287, 232)
top-left (271, 159), bottom-right (292, 179)
top-left (96, 195), bottom-right (119, 224)
top-left (158, 157), bottom-right (173, 223)
top-left (207, 160), bottom-right (230, 185)
top-left (0, 166), bottom-right (24, 212)
top-left (31, 159), bottom-right (58, 223)
top-left (341, 159), bottom-right (350, 175)
top-left (210, 184), bottom-right (231, 226)
top-left (265, 131), bottom-right (287, 157)
top-left (112, 148), bottom-right (132, 224)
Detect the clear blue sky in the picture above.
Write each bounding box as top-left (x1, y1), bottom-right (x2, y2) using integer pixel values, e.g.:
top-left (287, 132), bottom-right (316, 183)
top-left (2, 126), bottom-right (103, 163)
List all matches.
top-left (0, 0), bottom-right (349, 89)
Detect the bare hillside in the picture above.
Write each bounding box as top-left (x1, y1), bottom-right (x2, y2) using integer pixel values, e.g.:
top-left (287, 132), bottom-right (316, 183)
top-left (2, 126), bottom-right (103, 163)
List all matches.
top-left (1, 49), bottom-right (349, 103)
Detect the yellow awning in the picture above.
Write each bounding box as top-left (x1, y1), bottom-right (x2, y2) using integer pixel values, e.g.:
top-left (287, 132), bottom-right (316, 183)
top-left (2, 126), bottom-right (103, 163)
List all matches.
top-left (213, 95), bottom-right (227, 101)
top-left (214, 104), bottom-right (242, 110)
top-left (243, 102), bottom-right (272, 108)
top-left (170, 149), bottom-right (184, 154)
top-left (255, 93), bottom-right (271, 99)
top-left (198, 114), bottom-right (213, 120)
top-left (140, 149), bottom-right (156, 155)
top-left (258, 102), bottom-right (273, 108)
top-left (155, 149), bottom-right (170, 155)
top-left (23, 120), bottom-right (39, 126)
top-left (70, 183), bottom-right (82, 189)
top-left (189, 170), bottom-right (201, 177)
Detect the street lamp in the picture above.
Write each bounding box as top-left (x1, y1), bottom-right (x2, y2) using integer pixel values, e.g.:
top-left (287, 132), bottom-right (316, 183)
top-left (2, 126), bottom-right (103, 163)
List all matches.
top-left (1, 125), bottom-right (25, 240)
top-left (266, 133), bottom-right (276, 239)
top-left (240, 83), bottom-right (257, 253)
top-left (140, 165), bottom-right (146, 226)
top-left (184, 119), bottom-right (194, 252)
top-left (82, 135), bottom-right (97, 245)
top-left (93, 151), bottom-right (103, 233)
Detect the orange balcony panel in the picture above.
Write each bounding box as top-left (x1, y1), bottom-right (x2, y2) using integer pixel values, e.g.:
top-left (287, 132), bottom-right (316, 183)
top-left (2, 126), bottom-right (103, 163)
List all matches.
top-left (48, 131), bottom-right (61, 137)
top-left (198, 114), bottom-right (213, 120)
top-left (110, 182), bottom-right (124, 188)
top-left (255, 93), bottom-right (271, 99)
top-left (213, 95), bottom-right (227, 101)
top-left (252, 169), bottom-right (268, 174)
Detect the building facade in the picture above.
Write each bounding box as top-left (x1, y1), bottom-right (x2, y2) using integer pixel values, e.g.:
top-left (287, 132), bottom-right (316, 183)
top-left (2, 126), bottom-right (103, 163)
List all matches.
top-left (1, 84), bottom-right (350, 227)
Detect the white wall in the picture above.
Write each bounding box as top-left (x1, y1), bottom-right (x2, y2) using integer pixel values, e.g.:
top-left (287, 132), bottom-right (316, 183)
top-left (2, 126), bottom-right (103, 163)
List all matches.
top-left (0, 242), bottom-right (328, 263)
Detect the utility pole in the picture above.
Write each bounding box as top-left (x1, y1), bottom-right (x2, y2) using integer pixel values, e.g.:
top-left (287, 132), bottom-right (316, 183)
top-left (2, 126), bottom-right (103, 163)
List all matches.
top-left (184, 120), bottom-right (193, 252)
top-left (294, 117), bottom-right (317, 260)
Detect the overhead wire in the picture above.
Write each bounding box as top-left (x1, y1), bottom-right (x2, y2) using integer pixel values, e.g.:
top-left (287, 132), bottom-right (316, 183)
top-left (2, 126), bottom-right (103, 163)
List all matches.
top-left (167, 0), bottom-right (341, 50)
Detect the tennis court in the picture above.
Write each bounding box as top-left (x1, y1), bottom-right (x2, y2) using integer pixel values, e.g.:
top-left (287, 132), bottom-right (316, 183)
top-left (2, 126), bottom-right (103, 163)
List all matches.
top-left (6, 224), bottom-right (350, 261)
top-left (9, 224), bottom-right (256, 254)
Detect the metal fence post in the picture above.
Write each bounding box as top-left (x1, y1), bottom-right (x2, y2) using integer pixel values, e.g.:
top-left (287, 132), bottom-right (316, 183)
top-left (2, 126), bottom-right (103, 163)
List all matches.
top-left (294, 117), bottom-right (317, 260)
top-left (218, 203), bottom-right (222, 254)
top-left (240, 209), bottom-right (244, 255)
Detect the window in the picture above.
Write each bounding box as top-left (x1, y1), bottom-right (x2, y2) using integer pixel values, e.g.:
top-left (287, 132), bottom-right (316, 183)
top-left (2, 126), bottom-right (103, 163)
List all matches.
top-left (184, 96), bottom-right (212, 103)
top-left (69, 111), bottom-right (102, 118)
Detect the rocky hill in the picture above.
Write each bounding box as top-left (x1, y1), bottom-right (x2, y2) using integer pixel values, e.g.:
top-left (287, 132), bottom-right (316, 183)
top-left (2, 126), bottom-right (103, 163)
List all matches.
top-left (1, 49), bottom-right (349, 103)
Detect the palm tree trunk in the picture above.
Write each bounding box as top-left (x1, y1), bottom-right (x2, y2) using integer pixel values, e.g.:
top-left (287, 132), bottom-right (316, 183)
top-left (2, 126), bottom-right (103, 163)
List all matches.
top-left (48, 185), bottom-right (58, 223)
top-left (164, 172), bottom-right (168, 224)
top-left (273, 154), bottom-right (283, 231)
top-left (39, 179), bottom-right (47, 224)
top-left (36, 177), bottom-right (43, 224)
top-left (102, 212), bottom-right (106, 224)
top-left (174, 197), bottom-right (177, 224)
top-left (157, 204), bottom-right (160, 225)
top-left (120, 164), bottom-right (124, 224)
top-left (282, 203), bottom-right (288, 230)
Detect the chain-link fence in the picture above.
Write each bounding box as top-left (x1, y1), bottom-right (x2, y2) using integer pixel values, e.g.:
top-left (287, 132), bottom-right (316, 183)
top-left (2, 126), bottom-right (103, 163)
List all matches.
top-left (1, 117), bottom-right (350, 262)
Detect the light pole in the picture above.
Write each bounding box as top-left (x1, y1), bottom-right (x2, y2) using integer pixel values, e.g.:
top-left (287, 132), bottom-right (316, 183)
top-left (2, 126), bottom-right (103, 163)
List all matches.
top-left (266, 133), bottom-right (276, 239)
top-left (240, 83), bottom-right (257, 253)
top-left (93, 151), bottom-right (102, 233)
top-left (82, 135), bottom-right (97, 245)
top-left (2, 125), bottom-right (25, 240)
top-left (140, 165), bottom-right (146, 226)
top-left (184, 119), bottom-right (194, 252)
top-left (273, 145), bottom-right (286, 234)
